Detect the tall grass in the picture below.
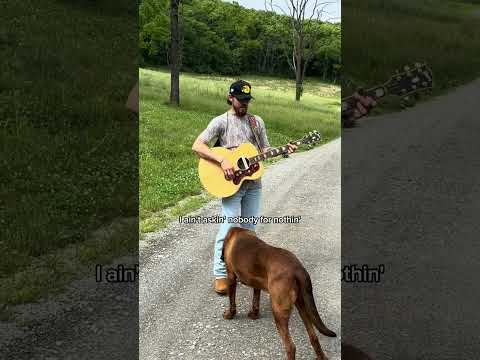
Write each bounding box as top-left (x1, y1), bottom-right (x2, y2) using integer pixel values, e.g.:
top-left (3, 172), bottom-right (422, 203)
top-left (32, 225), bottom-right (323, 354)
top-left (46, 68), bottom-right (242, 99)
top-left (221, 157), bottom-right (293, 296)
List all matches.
top-left (342, 0), bottom-right (480, 104)
top-left (0, 0), bottom-right (137, 280)
top-left (140, 68), bottom-right (340, 225)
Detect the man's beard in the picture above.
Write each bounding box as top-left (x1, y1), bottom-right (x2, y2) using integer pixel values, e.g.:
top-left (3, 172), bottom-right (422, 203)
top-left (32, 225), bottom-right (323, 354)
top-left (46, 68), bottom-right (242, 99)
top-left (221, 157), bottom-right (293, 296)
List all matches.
top-left (234, 104), bottom-right (248, 117)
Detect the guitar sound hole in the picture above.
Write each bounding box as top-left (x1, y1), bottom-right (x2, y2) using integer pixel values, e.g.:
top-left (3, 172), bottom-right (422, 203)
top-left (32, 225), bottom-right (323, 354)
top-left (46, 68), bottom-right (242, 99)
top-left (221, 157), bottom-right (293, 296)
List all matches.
top-left (237, 157), bottom-right (250, 170)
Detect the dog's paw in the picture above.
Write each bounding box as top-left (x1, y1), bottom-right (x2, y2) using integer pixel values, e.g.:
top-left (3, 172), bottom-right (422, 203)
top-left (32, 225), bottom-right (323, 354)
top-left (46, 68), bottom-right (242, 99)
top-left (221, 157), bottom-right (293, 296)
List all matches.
top-left (223, 309), bottom-right (236, 320)
top-left (247, 310), bottom-right (259, 320)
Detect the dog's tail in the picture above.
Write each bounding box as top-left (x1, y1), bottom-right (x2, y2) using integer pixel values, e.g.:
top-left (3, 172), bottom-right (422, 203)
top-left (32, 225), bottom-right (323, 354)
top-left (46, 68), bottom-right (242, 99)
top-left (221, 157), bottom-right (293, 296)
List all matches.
top-left (301, 272), bottom-right (337, 337)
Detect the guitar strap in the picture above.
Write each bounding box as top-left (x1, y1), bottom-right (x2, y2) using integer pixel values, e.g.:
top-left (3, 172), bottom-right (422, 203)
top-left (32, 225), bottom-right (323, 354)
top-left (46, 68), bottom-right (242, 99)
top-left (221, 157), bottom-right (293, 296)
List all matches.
top-left (247, 114), bottom-right (262, 151)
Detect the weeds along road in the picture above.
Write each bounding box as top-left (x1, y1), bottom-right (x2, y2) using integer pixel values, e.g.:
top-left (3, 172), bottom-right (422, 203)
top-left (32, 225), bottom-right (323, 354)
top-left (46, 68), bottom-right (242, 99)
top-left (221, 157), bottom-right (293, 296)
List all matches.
top-left (342, 78), bottom-right (480, 359)
top-left (140, 139), bottom-right (341, 360)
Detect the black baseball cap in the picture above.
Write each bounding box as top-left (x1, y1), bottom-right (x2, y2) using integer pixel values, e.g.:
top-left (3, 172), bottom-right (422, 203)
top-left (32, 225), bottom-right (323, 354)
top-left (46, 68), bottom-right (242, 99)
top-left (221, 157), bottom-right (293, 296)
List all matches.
top-left (228, 80), bottom-right (254, 101)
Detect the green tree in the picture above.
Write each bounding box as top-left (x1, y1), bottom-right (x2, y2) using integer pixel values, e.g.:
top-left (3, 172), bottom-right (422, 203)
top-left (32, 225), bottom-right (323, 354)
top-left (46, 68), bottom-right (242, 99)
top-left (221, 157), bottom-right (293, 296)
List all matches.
top-left (267, 0), bottom-right (335, 100)
top-left (139, 0), bottom-right (169, 64)
top-left (139, 0), bottom-right (340, 83)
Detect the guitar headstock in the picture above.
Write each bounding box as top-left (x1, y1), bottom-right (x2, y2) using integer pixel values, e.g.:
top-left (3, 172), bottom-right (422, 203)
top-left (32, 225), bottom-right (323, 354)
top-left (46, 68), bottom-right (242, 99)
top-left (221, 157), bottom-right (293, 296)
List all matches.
top-left (386, 62), bottom-right (433, 97)
top-left (299, 130), bottom-right (321, 145)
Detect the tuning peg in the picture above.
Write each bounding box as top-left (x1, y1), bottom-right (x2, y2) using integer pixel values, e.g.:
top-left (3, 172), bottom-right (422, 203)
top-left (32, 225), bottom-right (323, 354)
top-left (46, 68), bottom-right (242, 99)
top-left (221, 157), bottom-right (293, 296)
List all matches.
top-left (414, 62), bottom-right (422, 68)
top-left (423, 70), bottom-right (432, 81)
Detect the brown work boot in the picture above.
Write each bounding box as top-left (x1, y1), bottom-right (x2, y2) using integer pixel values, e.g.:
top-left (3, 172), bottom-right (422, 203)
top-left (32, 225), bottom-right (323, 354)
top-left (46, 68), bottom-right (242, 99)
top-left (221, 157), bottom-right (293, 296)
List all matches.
top-left (214, 278), bottom-right (228, 295)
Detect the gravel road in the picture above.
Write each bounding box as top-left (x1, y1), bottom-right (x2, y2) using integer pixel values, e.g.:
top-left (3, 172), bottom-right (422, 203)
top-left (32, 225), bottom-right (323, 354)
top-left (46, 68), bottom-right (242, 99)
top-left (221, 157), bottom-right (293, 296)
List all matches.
top-left (0, 255), bottom-right (138, 360)
top-left (342, 78), bottom-right (480, 359)
top-left (140, 139), bottom-right (341, 360)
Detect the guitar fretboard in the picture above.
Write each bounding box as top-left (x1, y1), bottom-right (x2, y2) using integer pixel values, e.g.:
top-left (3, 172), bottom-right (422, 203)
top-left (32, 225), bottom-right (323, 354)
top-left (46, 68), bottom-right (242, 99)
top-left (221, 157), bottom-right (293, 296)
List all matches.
top-left (248, 141), bottom-right (302, 164)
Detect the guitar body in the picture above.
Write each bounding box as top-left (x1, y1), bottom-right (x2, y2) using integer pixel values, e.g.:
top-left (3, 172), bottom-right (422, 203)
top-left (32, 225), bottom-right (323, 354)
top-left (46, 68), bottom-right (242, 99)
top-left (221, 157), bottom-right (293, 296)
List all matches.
top-left (198, 143), bottom-right (265, 198)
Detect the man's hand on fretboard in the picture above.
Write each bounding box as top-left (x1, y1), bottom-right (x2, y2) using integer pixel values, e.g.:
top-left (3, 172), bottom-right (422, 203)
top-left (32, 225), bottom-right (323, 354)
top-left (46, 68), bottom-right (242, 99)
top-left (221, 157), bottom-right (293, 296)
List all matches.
top-left (342, 91), bottom-right (377, 128)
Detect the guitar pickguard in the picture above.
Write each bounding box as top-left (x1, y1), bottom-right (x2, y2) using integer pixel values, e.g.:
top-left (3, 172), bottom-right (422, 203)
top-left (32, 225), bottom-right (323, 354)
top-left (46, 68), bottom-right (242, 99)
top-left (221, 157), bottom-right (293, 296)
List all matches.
top-left (231, 163), bottom-right (260, 185)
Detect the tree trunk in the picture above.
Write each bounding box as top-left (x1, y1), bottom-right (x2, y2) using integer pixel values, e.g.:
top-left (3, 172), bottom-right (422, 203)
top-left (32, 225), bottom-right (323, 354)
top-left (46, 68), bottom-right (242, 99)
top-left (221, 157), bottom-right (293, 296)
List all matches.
top-left (295, 61), bottom-right (302, 101)
top-left (170, 0), bottom-right (180, 106)
top-left (294, 38), bottom-right (303, 101)
top-left (261, 42), bottom-right (269, 73)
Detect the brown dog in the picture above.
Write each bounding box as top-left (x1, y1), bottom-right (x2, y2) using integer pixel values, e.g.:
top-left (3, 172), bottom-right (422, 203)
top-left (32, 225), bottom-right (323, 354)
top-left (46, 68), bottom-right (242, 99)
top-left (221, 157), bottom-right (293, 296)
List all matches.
top-left (221, 227), bottom-right (337, 360)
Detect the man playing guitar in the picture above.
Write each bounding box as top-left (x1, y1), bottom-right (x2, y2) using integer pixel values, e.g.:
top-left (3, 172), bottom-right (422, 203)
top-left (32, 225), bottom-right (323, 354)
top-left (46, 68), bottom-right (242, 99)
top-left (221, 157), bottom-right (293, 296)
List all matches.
top-left (192, 80), bottom-right (295, 294)
top-left (192, 80), bottom-right (374, 294)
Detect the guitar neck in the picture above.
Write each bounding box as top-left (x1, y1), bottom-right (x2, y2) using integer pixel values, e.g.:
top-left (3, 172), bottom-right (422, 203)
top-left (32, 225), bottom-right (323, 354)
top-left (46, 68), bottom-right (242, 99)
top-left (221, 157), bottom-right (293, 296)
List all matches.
top-left (342, 63), bottom-right (433, 117)
top-left (249, 141), bottom-right (302, 164)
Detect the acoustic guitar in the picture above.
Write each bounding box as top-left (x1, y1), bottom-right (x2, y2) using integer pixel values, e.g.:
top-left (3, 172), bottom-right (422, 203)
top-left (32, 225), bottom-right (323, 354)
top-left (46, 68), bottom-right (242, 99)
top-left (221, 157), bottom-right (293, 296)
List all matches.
top-left (342, 62), bottom-right (434, 127)
top-left (198, 131), bottom-right (321, 198)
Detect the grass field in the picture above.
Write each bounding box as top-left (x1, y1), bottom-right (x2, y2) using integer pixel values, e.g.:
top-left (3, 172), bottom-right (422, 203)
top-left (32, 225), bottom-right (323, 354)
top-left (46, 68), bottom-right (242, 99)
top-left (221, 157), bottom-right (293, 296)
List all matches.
top-left (140, 68), bottom-right (340, 232)
top-left (1, 1), bottom-right (137, 305)
top-left (342, 0), bottom-right (480, 111)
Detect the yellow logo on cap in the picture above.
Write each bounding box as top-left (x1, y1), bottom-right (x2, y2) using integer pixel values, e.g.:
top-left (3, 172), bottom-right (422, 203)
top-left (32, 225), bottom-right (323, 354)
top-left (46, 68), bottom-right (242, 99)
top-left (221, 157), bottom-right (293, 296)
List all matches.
top-left (242, 85), bottom-right (251, 94)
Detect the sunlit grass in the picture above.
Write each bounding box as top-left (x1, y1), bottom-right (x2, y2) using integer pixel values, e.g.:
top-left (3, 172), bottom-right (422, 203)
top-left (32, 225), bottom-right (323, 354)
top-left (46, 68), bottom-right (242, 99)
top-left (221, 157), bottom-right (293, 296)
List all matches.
top-left (0, 0), bottom-right (137, 303)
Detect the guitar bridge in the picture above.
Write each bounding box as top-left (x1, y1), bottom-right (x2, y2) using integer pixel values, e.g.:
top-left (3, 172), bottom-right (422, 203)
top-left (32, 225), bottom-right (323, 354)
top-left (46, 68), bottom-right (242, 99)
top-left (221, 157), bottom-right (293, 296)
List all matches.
top-left (232, 163), bottom-right (260, 185)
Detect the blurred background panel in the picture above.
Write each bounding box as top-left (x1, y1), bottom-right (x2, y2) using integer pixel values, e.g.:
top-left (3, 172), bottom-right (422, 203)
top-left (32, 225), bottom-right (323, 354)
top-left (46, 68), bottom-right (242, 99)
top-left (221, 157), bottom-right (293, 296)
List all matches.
top-left (342, 1), bottom-right (480, 359)
top-left (1, 1), bottom-right (139, 358)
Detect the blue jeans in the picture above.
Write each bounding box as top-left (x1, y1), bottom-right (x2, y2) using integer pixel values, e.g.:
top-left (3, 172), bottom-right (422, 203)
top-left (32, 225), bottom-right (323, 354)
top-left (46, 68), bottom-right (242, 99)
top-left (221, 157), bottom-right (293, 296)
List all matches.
top-left (213, 182), bottom-right (261, 278)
